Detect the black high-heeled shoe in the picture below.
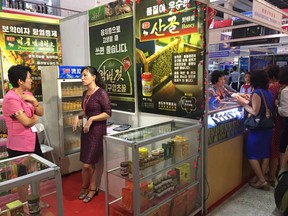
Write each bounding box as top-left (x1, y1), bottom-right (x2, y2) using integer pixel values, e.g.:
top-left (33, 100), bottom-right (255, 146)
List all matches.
top-left (83, 188), bottom-right (99, 203)
top-left (78, 187), bottom-right (89, 200)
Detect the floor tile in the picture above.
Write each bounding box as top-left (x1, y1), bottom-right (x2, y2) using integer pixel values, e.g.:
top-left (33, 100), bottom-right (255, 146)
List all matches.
top-left (207, 184), bottom-right (283, 216)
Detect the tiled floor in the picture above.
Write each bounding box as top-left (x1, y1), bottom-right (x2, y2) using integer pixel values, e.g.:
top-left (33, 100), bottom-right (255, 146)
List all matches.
top-left (207, 184), bottom-right (283, 216)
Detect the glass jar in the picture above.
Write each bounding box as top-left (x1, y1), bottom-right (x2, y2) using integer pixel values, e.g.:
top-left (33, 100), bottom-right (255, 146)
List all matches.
top-left (141, 72), bottom-right (153, 97)
top-left (120, 161), bottom-right (129, 176)
top-left (27, 194), bottom-right (41, 215)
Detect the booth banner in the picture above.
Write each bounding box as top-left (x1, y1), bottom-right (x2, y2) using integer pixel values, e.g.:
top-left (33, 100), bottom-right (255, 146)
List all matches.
top-left (89, 1), bottom-right (135, 112)
top-left (0, 14), bottom-right (61, 100)
top-left (135, 0), bottom-right (205, 119)
top-left (274, 55), bottom-right (288, 67)
top-left (250, 55), bottom-right (273, 71)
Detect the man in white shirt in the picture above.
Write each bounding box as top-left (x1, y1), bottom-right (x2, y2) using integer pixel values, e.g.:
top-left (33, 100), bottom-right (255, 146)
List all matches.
top-left (230, 66), bottom-right (240, 91)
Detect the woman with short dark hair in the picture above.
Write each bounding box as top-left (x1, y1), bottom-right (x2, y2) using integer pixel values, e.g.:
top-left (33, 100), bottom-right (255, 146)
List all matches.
top-left (2, 65), bottom-right (44, 201)
top-left (208, 70), bottom-right (233, 103)
top-left (236, 69), bottom-right (273, 190)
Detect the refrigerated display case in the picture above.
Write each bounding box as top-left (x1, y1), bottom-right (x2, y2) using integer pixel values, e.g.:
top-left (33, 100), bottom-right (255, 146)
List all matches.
top-left (41, 66), bottom-right (84, 174)
top-left (104, 120), bottom-right (203, 216)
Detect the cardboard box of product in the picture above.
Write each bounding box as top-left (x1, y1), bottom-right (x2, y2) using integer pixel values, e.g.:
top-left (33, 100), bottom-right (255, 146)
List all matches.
top-left (175, 163), bottom-right (191, 185)
top-left (171, 191), bottom-right (187, 216)
top-left (172, 136), bottom-right (190, 160)
top-left (186, 186), bottom-right (198, 214)
top-left (6, 200), bottom-right (24, 216)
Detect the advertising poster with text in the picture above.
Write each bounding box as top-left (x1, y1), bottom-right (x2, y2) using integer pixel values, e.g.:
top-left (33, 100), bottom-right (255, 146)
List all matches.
top-left (250, 55), bottom-right (273, 71)
top-left (136, 0), bottom-right (205, 119)
top-left (89, 1), bottom-right (135, 112)
top-left (0, 14), bottom-right (61, 100)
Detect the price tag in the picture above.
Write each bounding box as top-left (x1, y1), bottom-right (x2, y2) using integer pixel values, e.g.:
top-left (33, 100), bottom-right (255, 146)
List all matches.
top-left (83, 117), bottom-right (87, 127)
top-left (31, 125), bottom-right (37, 133)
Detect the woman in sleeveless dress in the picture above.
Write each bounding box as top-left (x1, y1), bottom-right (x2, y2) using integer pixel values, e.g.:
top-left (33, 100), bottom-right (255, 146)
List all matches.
top-left (236, 70), bottom-right (273, 190)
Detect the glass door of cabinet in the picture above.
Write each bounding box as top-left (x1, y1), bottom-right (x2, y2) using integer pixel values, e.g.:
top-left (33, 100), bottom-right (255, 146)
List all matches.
top-left (58, 79), bottom-right (83, 156)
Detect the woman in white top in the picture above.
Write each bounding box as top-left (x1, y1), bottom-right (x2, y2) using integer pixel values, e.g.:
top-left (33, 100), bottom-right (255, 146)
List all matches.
top-left (277, 65), bottom-right (288, 163)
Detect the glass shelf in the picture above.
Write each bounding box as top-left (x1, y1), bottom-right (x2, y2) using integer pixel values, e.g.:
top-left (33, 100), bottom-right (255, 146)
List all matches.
top-left (0, 154), bottom-right (64, 215)
top-left (104, 120), bottom-right (203, 216)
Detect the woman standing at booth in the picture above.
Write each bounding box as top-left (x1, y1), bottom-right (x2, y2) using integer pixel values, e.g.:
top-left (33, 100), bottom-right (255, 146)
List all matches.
top-left (2, 65), bottom-right (44, 201)
top-left (72, 66), bottom-right (111, 203)
top-left (236, 70), bottom-right (273, 190)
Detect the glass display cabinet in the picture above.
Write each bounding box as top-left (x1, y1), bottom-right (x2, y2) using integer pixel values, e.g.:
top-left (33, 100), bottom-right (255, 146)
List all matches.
top-left (208, 99), bottom-right (244, 146)
top-left (0, 154), bottom-right (64, 215)
top-left (104, 120), bottom-right (203, 216)
top-left (41, 66), bottom-right (84, 174)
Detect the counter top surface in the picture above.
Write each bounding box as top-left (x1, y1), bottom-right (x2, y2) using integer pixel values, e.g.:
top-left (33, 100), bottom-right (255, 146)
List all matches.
top-left (208, 98), bottom-right (242, 114)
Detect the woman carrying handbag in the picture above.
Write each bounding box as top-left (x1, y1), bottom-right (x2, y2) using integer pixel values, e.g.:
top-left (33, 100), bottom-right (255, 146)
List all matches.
top-left (236, 70), bottom-right (274, 190)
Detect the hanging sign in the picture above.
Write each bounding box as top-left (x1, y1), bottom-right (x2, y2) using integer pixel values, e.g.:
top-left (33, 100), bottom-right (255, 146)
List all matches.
top-left (253, 0), bottom-right (282, 29)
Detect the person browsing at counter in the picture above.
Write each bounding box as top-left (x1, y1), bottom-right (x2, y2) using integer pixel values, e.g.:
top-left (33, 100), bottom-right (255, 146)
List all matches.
top-left (235, 70), bottom-right (273, 190)
top-left (208, 70), bottom-right (235, 103)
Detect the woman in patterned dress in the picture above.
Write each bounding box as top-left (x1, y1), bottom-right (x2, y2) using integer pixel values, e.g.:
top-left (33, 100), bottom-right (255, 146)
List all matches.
top-left (73, 66), bottom-right (111, 203)
top-left (266, 65), bottom-right (282, 186)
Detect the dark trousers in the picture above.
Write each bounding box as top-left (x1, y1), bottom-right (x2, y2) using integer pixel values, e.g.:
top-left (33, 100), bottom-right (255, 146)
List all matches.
top-left (280, 117), bottom-right (288, 153)
top-left (231, 82), bottom-right (238, 91)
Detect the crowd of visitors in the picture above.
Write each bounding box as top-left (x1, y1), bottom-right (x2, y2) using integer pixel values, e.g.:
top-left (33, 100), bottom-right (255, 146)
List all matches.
top-left (210, 64), bottom-right (288, 192)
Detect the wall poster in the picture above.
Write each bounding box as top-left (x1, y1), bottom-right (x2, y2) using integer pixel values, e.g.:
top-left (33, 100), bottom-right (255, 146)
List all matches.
top-left (89, 1), bottom-right (135, 112)
top-left (250, 55), bottom-right (273, 71)
top-left (135, 0), bottom-right (205, 119)
top-left (0, 13), bottom-right (62, 101)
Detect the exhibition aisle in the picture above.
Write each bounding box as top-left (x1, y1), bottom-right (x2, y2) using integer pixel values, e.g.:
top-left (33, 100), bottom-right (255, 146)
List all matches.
top-left (45, 171), bottom-right (105, 216)
top-left (207, 184), bottom-right (282, 216)
top-left (45, 171), bottom-right (280, 216)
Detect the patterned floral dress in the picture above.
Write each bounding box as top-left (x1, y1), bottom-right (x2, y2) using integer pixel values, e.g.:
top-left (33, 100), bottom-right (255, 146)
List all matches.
top-left (269, 82), bottom-right (282, 158)
top-left (80, 88), bottom-right (111, 164)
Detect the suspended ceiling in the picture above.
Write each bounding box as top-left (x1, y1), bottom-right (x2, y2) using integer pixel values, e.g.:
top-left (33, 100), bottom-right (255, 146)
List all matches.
top-left (213, 0), bottom-right (288, 19)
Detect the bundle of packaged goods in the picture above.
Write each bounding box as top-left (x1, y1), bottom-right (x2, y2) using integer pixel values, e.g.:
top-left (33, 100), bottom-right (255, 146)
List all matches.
top-left (6, 200), bottom-right (24, 216)
top-left (137, 147), bottom-right (165, 171)
top-left (121, 164), bottom-right (192, 214)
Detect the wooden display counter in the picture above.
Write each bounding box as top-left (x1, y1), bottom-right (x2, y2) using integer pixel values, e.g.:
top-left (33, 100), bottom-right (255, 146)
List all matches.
top-left (207, 134), bottom-right (253, 209)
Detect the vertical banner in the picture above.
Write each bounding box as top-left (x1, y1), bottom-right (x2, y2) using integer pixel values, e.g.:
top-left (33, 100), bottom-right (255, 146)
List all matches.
top-left (0, 14), bottom-right (62, 100)
top-left (89, 1), bottom-right (135, 112)
top-left (136, 1), bottom-right (205, 119)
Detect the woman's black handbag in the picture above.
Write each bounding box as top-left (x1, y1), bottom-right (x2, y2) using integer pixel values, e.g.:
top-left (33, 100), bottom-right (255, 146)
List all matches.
top-left (244, 90), bottom-right (275, 130)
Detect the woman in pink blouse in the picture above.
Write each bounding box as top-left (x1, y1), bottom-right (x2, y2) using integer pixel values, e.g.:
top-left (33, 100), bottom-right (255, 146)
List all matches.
top-left (2, 65), bottom-right (44, 201)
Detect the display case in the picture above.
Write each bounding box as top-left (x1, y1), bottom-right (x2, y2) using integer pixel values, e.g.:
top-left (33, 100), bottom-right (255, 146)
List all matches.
top-left (207, 99), bottom-right (244, 146)
top-left (104, 120), bottom-right (203, 216)
top-left (41, 66), bottom-right (84, 174)
top-left (0, 154), bottom-right (64, 215)
top-left (59, 79), bottom-right (83, 156)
